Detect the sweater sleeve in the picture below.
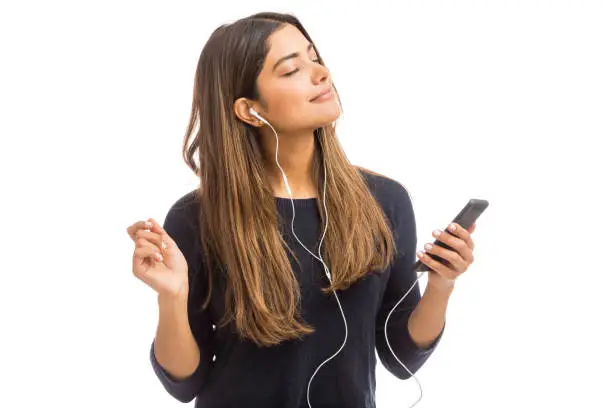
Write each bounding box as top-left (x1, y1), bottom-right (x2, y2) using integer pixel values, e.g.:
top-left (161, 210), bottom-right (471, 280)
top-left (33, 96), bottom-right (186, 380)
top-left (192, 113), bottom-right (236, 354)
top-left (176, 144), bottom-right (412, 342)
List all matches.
top-left (375, 180), bottom-right (445, 380)
top-left (149, 194), bottom-right (215, 402)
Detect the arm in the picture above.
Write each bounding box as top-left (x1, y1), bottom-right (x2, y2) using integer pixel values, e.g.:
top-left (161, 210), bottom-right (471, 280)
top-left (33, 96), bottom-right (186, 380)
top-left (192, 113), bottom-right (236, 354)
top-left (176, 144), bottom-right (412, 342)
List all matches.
top-left (149, 195), bottom-right (215, 403)
top-left (375, 181), bottom-right (445, 380)
top-left (407, 284), bottom-right (453, 349)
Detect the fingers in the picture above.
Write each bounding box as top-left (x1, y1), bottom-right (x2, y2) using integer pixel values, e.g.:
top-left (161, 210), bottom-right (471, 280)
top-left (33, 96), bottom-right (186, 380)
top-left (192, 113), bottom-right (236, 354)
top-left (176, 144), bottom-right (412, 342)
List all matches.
top-left (146, 218), bottom-right (174, 251)
top-left (127, 221), bottom-right (152, 240)
top-left (417, 250), bottom-right (459, 279)
top-left (132, 246), bottom-right (163, 288)
top-left (422, 243), bottom-right (469, 273)
top-left (127, 219), bottom-right (169, 251)
top-left (134, 245), bottom-right (164, 263)
top-left (134, 229), bottom-right (165, 253)
top-left (434, 228), bottom-right (473, 256)
top-left (447, 223), bottom-right (475, 250)
top-left (135, 236), bottom-right (163, 258)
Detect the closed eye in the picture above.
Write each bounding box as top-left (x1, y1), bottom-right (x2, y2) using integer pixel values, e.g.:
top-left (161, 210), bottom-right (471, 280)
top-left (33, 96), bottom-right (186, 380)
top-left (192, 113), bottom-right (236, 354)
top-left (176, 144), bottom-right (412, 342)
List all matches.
top-left (282, 59), bottom-right (322, 77)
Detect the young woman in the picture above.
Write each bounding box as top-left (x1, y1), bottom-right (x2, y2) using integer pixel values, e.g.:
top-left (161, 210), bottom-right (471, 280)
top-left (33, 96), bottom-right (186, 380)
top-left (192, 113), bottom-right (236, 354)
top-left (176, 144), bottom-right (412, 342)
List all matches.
top-left (127, 11), bottom-right (476, 408)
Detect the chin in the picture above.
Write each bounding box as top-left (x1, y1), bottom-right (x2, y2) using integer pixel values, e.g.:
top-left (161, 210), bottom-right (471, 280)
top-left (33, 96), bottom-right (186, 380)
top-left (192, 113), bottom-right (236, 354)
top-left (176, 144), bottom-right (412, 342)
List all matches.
top-left (311, 106), bottom-right (341, 129)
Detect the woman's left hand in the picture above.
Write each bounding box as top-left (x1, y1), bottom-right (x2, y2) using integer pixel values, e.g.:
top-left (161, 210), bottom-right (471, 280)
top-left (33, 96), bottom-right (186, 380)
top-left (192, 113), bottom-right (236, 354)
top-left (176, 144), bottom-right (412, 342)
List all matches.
top-left (416, 222), bottom-right (476, 291)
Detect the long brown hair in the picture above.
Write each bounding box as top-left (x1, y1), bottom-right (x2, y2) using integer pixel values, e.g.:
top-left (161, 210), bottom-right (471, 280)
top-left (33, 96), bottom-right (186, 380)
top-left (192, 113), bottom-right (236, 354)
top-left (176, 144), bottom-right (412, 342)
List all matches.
top-left (180, 12), bottom-right (397, 347)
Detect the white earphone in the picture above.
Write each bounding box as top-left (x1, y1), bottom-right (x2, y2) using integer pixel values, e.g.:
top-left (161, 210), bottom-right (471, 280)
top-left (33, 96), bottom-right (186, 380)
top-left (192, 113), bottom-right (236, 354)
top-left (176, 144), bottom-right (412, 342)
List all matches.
top-left (249, 107), bottom-right (267, 126)
top-left (248, 107), bottom-right (427, 408)
top-left (249, 106), bottom-right (259, 118)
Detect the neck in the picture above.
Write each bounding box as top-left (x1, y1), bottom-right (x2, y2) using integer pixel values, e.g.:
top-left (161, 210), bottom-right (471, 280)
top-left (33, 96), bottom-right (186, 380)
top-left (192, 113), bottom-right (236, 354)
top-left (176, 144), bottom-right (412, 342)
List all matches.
top-left (260, 128), bottom-right (318, 199)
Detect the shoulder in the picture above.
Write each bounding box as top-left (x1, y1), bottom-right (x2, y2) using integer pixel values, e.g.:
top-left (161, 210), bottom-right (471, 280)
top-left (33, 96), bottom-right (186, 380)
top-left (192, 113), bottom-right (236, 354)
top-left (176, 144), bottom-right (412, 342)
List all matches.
top-left (355, 165), bottom-right (414, 219)
top-left (167, 188), bottom-right (200, 214)
top-left (162, 188), bottom-right (206, 273)
top-left (163, 188), bottom-right (201, 237)
top-left (355, 167), bottom-right (417, 258)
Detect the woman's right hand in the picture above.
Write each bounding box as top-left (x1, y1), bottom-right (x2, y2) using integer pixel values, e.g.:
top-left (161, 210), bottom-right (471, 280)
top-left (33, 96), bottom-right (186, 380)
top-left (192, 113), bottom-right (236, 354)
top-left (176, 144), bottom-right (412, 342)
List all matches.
top-left (127, 218), bottom-right (189, 299)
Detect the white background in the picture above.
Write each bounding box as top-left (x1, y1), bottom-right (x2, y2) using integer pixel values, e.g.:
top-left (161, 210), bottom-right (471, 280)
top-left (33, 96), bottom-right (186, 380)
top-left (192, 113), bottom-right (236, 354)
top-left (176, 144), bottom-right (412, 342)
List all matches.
top-left (1, 0), bottom-right (610, 407)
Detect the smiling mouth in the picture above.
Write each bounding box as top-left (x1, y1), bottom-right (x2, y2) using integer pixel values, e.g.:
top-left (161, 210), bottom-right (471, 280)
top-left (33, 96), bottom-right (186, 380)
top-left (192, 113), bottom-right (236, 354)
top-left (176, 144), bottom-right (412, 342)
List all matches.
top-left (311, 89), bottom-right (332, 102)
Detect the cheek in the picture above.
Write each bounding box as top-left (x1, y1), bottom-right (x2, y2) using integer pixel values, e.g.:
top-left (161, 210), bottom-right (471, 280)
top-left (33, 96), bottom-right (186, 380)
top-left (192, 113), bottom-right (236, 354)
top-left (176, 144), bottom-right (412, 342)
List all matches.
top-left (268, 85), bottom-right (310, 118)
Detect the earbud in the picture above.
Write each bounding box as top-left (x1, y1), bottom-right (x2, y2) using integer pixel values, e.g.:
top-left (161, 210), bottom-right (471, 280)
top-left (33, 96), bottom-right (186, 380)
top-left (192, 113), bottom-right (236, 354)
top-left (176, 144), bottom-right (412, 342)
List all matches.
top-left (249, 107), bottom-right (262, 122)
top-left (249, 108), bottom-right (272, 127)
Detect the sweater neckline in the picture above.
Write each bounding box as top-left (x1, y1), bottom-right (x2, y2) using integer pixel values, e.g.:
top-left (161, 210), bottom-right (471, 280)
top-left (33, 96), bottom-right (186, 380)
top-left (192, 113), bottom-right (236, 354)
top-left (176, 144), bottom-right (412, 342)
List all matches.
top-left (275, 196), bottom-right (317, 207)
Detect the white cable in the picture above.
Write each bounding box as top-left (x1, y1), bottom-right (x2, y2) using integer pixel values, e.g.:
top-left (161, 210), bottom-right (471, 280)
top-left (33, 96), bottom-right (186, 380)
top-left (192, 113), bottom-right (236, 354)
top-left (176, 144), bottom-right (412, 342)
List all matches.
top-left (383, 269), bottom-right (428, 407)
top-left (256, 114), bottom-right (425, 408)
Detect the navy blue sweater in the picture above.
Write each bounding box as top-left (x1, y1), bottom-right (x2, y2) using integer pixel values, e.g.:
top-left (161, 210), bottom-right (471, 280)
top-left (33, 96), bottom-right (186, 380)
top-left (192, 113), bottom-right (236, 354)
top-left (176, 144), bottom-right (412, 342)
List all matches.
top-left (149, 169), bottom-right (445, 407)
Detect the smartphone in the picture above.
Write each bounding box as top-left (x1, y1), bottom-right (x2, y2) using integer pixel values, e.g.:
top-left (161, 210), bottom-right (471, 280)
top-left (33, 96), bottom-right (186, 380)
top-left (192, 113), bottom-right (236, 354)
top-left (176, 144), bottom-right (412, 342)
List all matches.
top-left (413, 198), bottom-right (489, 273)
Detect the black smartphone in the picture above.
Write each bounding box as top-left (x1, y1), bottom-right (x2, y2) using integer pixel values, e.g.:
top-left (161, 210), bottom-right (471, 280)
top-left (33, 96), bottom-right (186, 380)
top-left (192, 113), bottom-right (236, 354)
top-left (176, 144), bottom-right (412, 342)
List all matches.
top-left (413, 198), bottom-right (489, 273)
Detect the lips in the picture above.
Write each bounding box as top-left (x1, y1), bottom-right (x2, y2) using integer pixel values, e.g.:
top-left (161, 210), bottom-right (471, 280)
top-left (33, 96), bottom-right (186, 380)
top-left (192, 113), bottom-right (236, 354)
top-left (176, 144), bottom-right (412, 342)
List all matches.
top-left (310, 86), bottom-right (332, 102)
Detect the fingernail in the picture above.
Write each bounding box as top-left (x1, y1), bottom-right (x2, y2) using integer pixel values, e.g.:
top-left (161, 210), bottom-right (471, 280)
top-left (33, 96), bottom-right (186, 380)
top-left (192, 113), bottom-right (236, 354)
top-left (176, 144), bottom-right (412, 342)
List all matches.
top-left (161, 241), bottom-right (167, 249)
top-left (449, 223), bottom-right (456, 231)
top-left (145, 221), bottom-right (152, 228)
top-left (433, 229), bottom-right (441, 237)
top-left (155, 253), bottom-right (163, 262)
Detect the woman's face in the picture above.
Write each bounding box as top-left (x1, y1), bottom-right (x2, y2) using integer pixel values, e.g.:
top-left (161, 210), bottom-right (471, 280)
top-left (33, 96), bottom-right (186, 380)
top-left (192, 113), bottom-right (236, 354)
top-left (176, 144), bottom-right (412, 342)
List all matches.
top-left (253, 24), bottom-right (341, 132)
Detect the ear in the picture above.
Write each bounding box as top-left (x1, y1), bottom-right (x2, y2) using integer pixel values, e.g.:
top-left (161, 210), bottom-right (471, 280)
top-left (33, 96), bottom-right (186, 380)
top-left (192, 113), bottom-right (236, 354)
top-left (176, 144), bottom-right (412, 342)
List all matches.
top-left (234, 97), bottom-right (262, 127)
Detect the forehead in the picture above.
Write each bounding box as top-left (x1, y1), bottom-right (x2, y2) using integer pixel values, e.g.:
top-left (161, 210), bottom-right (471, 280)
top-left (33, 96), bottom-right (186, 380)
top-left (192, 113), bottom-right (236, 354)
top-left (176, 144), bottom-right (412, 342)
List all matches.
top-left (265, 24), bottom-right (313, 60)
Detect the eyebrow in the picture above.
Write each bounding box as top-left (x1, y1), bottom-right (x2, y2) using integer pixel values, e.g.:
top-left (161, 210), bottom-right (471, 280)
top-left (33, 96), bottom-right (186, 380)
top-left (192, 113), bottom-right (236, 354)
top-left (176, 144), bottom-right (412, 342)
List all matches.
top-left (272, 43), bottom-right (315, 72)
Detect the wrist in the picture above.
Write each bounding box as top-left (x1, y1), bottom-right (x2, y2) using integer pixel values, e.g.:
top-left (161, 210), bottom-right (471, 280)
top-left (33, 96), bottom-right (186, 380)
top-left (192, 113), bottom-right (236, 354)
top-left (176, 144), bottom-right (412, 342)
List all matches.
top-left (426, 280), bottom-right (455, 297)
top-left (158, 281), bottom-right (189, 301)
top-left (158, 289), bottom-right (188, 310)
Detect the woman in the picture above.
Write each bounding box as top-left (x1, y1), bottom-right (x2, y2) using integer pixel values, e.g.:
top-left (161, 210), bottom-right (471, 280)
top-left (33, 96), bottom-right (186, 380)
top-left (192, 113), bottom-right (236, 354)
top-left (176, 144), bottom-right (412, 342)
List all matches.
top-left (126, 11), bottom-right (476, 408)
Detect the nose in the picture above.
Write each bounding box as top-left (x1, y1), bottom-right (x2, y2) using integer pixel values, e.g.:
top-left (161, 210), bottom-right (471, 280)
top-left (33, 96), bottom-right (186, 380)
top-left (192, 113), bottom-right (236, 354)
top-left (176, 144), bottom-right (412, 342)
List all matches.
top-left (312, 62), bottom-right (330, 84)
